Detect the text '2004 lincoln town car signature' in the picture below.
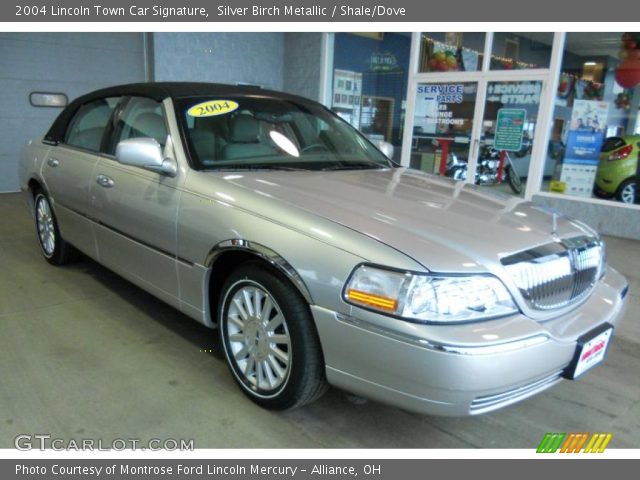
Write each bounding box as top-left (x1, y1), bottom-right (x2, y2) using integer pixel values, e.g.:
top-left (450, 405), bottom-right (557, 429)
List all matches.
top-left (20, 83), bottom-right (628, 416)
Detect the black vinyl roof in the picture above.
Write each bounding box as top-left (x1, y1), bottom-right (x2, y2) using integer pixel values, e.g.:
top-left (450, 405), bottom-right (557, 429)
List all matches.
top-left (70, 82), bottom-right (310, 102)
top-left (44, 82), bottom-right (315, 144)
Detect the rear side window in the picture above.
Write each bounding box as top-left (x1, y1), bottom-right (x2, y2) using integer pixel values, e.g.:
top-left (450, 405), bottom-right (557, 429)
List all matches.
top-left (601, 137), bottom-right (625, 153)
top-left (65, 97), bottom-right (119, 152)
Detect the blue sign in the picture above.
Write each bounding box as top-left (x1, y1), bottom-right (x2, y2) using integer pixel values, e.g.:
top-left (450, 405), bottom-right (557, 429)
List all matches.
top-left (564, 131), bottom-right (605, 166)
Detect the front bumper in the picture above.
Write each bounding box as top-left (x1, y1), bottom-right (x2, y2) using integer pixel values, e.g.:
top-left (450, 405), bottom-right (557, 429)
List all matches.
top-left (593, 182), bottom-right (616, 198)
top-left (312, 267), bottom-right (628, 416)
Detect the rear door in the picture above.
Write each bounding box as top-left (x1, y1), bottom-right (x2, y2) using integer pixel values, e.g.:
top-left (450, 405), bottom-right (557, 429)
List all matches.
top-left (43, 96), bottom-right (120, 257)
top-left (90, 96), bottom-right (184, 302)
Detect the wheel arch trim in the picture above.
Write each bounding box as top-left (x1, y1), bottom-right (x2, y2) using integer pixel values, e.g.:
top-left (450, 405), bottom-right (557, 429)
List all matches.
top-left (25, 176), bottom-right (49, 216)
top-left (205, 239), bottom-right (314, 305)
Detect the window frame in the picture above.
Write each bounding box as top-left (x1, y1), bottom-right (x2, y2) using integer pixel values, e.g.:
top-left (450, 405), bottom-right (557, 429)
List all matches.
top-left (104, 95), bottom-right (170, 157)
top-left (62, 96), bottom-right (122, 154)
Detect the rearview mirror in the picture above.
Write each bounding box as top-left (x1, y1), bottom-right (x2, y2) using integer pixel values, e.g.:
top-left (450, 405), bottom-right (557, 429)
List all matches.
top-left (377, 141), bottom-right (394, 159)
top-left (116, 137), bottom-right (177, 177)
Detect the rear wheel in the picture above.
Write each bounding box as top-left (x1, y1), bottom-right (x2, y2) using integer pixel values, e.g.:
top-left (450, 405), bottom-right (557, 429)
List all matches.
top-left (616, 178), bottom-right (636, 204)
top-left (218, 263), bottom-right (327, 410)
top-left (33, 191), bottom-right (76, 265)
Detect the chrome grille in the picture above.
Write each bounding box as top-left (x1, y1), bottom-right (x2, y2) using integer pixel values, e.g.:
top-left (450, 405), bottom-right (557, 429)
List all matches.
top-left (501, 236), bottom-right (602, 311)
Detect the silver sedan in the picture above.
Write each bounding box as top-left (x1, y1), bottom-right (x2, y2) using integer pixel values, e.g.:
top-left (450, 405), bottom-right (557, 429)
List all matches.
top-left (19, 83), bottom-right (628, 416)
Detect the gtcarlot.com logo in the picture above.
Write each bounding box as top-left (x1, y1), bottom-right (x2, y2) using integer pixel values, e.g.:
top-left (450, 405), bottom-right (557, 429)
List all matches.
top-left (537, 432), bottom-right (612, 453)
top-left (14, 434), bottom-right (194, 451)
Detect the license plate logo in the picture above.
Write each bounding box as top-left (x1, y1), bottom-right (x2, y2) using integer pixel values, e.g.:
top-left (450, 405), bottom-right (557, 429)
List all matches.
top-left (569, 326), bottom-right (613, 379)
top-left (564, 323), bottom-right (613, 379)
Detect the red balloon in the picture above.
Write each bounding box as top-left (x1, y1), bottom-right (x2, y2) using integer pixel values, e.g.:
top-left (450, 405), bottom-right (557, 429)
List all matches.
top-left (626, 49), bottom-right (640, 61)
top-left (615, 59), bottom-right (640, 88)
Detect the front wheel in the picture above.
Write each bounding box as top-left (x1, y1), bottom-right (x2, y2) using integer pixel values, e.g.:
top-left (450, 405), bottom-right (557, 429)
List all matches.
top-left (506, 166), bottom-right (523, 194)
top-left (218, 263), bottom-right (327, 410)
top-left (33, 191), bottom-right (76, 265)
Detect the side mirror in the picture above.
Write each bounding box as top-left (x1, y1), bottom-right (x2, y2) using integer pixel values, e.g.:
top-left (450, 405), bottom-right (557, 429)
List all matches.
top-left (377, 141), bottom-right (395, 159)
top-left (115, 137), bottom-right (177, 177)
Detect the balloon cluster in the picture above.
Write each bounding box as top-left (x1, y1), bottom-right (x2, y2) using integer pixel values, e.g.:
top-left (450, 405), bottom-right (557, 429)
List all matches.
top-left (429, 50), bottom-right (459, 72)
top-left (615, 32), bottom-right (640, 89)
top-left (581, 81), bottom-right (604, 100)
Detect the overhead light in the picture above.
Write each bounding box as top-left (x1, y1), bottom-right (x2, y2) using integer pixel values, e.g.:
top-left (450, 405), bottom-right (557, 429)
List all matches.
top-left (583, 62), bottom-right (597, 66)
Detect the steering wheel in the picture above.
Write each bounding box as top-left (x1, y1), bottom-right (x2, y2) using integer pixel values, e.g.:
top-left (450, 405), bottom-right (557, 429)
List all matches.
top-left (301, 143), bottom-right (329, 153)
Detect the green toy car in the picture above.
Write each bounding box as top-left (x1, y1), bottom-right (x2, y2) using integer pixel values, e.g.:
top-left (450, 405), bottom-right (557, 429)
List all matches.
top-left (594, 135), bottom-right (640, 204)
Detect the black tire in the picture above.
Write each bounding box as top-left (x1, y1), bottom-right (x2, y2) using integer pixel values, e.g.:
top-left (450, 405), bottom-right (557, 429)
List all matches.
top-left (615, 178), bottom-right (636, 204)
top-left (33, 190), bottom-right (77, 265)
top-left (506, 166), bottom-right (523, 194)
top-left (218, 262), bottom-right (327, 410)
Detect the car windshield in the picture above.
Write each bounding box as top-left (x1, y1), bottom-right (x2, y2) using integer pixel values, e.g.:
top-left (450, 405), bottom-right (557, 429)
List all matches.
top-left (177, 95), bottom-right (395, 171)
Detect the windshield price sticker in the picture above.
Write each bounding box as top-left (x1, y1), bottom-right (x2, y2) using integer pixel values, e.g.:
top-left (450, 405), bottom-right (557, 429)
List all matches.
top-left (188, 100), bottom-right (238, 117)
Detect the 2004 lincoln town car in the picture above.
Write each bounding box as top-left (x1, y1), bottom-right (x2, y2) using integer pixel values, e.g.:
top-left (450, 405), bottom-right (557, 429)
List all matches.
top-left (20, 83), bottom-right (629, 416)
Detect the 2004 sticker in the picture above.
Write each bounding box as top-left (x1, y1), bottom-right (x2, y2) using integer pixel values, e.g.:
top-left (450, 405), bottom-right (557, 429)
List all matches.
top-left (188, 100), bottom-right (238, 117)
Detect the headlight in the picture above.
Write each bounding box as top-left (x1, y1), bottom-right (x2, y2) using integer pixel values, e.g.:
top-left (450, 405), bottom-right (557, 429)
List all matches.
top-left (343, 264), bottom-right (518, 323)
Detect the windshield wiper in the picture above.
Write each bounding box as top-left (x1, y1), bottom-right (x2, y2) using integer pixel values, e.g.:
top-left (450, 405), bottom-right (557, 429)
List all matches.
top-left (207, 165), bottom-right (307, 172)
top-left (321, 161), bottom-right (389, 171)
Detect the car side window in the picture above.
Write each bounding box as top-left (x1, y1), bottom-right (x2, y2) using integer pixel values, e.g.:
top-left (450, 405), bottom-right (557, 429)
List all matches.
top-left (65, 97), bottom-right (120, 152)
top-left (108, 97), bottom-right (168, 155)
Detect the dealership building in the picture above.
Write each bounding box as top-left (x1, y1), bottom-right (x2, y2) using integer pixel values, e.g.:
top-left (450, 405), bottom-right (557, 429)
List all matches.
top-left (2, 32), bottom-right (639, 238)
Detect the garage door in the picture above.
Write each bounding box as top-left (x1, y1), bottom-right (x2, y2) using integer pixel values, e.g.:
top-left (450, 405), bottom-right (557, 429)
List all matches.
top-left (0, 33), bottom-right (146, 192)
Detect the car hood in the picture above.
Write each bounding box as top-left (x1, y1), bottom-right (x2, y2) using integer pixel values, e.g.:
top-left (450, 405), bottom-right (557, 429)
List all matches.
top-left (218, 167), bottom-right (594, 272)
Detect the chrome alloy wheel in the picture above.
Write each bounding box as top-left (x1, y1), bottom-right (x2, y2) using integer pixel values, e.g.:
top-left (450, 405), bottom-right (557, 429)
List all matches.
top-left (620, 182), bottom-right (635, 204)
top-left (223, 281), bottom-right (291, 395)
top-left (36, 195), bottom-right (56, 257)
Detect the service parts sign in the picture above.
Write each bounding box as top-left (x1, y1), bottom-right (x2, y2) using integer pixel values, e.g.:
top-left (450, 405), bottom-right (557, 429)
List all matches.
top-left (414, 84), bottom-right (467, 134)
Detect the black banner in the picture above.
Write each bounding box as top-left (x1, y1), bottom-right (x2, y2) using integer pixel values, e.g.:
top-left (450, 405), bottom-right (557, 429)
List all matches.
top-left (4, 0), bottom-right (639, 22)
top-left (4, 459), bottom-right (640, 480)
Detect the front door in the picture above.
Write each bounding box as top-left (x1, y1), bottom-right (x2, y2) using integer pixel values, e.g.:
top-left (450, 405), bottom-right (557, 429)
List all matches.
top-left (90, 96), bottom-right (184, 301)
top-left (408, 80), bottom-right (481, 177)
top-left (404, 73), bottom-right (548, 199)
top-left (476, 79), bottom-right (545, 198)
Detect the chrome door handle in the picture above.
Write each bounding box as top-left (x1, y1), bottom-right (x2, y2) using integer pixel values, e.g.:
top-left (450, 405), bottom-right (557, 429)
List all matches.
top-left (96, 174), bottom-right (114, 188)
top-left (47, 158), bottom-right (60, 167)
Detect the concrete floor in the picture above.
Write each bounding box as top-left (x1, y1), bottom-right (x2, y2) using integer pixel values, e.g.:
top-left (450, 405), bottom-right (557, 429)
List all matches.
top-left (1, 192), bottom-right (639, 449)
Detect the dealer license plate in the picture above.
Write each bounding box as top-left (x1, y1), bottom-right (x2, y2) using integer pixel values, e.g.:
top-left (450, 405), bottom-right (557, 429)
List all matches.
top-left (564, 323), bottom-right (614, 380)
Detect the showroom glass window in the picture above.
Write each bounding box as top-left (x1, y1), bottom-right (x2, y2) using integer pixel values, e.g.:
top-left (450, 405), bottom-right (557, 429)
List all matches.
top-left (418, 33), bottom-right (486, 73)
top-left (541, 32), bottom-right (640, 205)
top-left (64, 97), bottom-right (120, 152)
top-left (490, 33), bottom-right (553, 70)
top-left (331, 33), bottom-right (410, 163)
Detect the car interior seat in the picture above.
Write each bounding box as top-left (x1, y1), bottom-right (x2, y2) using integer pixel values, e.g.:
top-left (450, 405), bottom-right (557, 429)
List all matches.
top-left (223, 114), bottom-right (274, 160)
top-left (68, 103), bottom-right (114, 151)
top-left (189, 129), bottom-right (217, 165)
top-left (131, 112), bottom-right (167, 148)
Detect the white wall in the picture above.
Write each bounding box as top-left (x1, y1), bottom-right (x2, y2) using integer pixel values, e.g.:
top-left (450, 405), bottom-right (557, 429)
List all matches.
top-left (152, 32), bottom-right (323, 101)
top-left (152, 33), bottom-right (285, 90)
top-left (0, 33), bottom-right (145, 192)
top-left (283, 32), bottom-right (323, 102)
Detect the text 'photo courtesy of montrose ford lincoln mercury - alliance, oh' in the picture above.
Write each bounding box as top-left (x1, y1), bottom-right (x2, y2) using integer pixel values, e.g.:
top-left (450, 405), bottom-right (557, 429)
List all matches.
top-left (19, 83), bottom-right (629, 416)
